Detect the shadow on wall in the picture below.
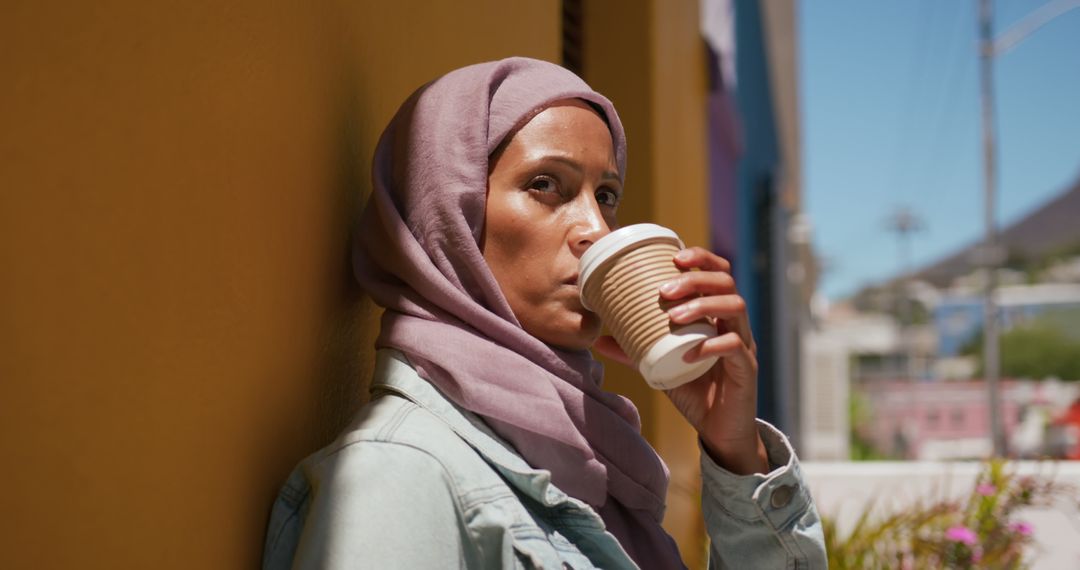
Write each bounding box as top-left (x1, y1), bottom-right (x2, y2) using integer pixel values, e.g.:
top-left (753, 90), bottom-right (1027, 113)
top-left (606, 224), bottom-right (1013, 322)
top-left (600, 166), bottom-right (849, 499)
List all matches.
top-left (286, 69), bottom-right (382, 464)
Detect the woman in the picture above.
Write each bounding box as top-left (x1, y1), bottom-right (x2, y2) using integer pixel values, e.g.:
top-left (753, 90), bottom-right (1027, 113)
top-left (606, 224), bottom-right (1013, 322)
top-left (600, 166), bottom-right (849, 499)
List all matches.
top-left (263, 57), bottom-right (825, 569)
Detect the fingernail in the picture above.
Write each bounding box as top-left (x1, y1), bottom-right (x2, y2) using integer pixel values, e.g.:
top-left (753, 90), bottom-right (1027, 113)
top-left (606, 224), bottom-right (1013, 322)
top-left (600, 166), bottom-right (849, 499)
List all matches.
top-left (676, 250), bottom-right (692, 261)
top-left (669, 304), bottom-right (689, 319)
top-left (659, 281), bottom-right (677, 295)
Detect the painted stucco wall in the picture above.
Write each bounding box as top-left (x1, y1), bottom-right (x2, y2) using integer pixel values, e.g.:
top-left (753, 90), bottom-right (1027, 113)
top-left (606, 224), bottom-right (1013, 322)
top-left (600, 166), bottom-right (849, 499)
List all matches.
top-left (1, 2), bottom-right (558, 568)
top-left (1, 1), bottom-right (713, 567)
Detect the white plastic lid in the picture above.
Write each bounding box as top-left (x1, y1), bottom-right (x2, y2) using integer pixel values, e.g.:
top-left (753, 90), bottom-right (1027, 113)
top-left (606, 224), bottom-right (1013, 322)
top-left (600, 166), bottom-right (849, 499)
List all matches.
top-left (638, 322), bottom-right (719, 390)
top-left (578, 223), bottom-right (683, 309)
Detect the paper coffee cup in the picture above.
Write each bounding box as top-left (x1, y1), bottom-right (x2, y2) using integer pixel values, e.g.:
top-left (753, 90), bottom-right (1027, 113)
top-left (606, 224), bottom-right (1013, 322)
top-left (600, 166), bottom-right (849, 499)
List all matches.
top-left (579, 223), bottom-right (719, 390)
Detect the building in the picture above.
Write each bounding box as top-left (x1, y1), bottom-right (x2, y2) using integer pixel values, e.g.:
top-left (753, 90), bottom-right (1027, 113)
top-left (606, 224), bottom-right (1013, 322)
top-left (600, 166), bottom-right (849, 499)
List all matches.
top-left (858, 379), bottom-right (1079, 460)
top-left (704, 0), bottom-right (810, 443)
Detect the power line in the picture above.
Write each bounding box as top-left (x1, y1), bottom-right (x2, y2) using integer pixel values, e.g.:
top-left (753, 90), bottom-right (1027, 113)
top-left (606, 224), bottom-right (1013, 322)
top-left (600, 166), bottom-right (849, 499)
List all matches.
top-left (918, 1), bottom-right (975, 202)
top-left (885, 0), bottom-right (942, 205)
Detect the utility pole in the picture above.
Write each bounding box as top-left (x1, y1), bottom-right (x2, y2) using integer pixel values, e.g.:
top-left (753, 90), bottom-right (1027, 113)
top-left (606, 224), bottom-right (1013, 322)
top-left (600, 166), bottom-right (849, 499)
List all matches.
top-left (978, 0), bottom-right (1006, 457)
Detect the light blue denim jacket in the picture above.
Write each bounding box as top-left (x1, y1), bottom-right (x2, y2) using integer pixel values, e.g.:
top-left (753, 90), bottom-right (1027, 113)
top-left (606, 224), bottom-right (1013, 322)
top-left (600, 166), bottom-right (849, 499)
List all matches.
top-left (263, 350), bottom-right (826, 569)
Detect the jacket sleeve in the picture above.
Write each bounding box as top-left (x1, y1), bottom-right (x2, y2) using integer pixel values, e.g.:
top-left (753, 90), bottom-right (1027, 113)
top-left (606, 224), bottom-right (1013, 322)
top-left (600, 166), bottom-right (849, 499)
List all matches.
top-left (700, 419), bottom-right (827, 569)
top-left (276, 441), bottom-right (475, 570)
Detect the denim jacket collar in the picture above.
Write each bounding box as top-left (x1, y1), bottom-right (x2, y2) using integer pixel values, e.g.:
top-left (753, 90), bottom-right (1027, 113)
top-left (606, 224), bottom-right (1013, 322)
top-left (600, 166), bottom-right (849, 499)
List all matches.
top-left (371, 349), bottom-right (600, 521)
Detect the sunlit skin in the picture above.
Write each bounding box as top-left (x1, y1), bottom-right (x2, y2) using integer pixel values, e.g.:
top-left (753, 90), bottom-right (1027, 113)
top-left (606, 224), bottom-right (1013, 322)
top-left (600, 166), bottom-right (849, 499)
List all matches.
top-left (483, 100), bottom-right (768, 475)
top-left (482, 100), bottom-right (620, 350)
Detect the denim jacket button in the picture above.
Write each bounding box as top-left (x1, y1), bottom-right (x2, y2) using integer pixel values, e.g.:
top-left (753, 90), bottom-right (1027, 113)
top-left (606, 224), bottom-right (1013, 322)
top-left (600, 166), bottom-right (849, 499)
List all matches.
top-left (770, 484), bottom-right (797, 509)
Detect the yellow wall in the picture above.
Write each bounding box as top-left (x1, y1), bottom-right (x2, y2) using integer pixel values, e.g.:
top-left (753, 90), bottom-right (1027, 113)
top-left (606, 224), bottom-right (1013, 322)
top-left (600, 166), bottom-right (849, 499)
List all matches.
top-left (0, 2), bottom-right (558, 568)
top-left (1, 0), bottom-right (710, 567)
top-left (584, 0), bottom-right (710, 566)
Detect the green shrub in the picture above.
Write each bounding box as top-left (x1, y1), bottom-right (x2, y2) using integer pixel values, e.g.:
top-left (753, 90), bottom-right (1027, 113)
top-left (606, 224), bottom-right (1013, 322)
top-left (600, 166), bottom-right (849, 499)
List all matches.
top-left (962, 321), bottom-right (1080, 381)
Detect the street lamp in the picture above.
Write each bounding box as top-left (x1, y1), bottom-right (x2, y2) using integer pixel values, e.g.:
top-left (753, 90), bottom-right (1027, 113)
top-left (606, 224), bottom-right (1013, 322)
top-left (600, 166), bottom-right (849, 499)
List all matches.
top-left (886, 207), bottom-right (923, 380)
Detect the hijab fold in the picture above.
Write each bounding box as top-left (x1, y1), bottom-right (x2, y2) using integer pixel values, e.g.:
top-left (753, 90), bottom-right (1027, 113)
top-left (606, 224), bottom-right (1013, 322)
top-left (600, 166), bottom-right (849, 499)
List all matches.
top-left (353, 57), bottom-right (685, 569)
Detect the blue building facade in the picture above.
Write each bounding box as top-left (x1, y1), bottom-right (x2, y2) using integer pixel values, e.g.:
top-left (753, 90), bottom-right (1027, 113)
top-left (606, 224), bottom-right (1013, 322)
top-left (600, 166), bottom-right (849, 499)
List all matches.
top-left (705, 0), bottom-right (799, 435)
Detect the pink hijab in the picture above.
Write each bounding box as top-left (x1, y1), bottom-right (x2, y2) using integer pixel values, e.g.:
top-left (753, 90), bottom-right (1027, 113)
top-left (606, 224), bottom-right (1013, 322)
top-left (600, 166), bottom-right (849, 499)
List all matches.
top-left (353, 57), bottom-right (684, 568)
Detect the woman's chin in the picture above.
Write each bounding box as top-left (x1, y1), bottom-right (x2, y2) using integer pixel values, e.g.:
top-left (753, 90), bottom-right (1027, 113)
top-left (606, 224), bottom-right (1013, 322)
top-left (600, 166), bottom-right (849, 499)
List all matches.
top-left (532, 312), bottom-right (602, 351)
top-left (547, 333), bottom-right (599, 352)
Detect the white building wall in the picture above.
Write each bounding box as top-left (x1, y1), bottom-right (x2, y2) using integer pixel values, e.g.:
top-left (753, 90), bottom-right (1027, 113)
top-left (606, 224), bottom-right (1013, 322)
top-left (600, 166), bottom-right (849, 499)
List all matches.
top-left (801, 331), bottom-right (850, 460)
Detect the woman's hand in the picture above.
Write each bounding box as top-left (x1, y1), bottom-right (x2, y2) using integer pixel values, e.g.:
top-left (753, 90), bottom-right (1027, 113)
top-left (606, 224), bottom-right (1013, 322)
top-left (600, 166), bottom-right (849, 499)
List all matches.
top-left (592, 247), bottom-right (769, 475)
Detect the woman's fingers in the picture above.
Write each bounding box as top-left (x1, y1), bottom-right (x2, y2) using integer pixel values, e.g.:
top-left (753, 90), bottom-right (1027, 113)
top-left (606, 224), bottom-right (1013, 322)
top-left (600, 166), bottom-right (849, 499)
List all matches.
top-left (591, 335), bottom-right (634, 366)
top-left (672, 246), bottom-right (732, 273)
top-left (659, 269), bottom-right (736, 300)
top-left (683, 332), bottom-right (758, 382)
top-left (683, 331), bottom-right (742, 359)
top-left (668, 292), bottom-right (756, 354)
top-left (661, 248), bottom-right (756, 354)
top-left (665, 291), bottom-right (751, 328)
top-left (668, 294), bottom-right (745, 324)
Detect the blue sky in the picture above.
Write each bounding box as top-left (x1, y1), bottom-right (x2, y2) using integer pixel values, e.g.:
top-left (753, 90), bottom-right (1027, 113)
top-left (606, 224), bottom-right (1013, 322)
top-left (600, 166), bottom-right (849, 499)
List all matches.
top-left (799, 0), bottom-right (1080, 300)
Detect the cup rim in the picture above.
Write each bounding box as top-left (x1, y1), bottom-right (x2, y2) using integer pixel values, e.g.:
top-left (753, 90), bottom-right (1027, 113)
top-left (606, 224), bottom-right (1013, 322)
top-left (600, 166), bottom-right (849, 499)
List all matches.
top-left (578, 223), bottom-right (683, 308)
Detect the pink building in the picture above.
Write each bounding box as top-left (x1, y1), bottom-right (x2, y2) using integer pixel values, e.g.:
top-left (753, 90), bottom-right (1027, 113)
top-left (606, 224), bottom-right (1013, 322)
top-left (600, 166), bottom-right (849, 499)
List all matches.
top-left (856, 380), bottom-right (1068, 460)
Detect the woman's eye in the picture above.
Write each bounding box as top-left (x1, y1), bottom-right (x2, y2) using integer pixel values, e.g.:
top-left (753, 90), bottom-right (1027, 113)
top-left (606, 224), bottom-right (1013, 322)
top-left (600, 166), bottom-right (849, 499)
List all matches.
top-left (596, 188), bottom-right (620, 207)
top-left (528, 176), bottom-right (558, 193)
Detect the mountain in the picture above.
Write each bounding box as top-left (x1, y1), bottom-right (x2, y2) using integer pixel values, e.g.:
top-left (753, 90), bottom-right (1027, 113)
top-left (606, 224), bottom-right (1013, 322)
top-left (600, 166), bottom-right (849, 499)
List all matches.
top-left (914, 174), bottom-right (1080, 287)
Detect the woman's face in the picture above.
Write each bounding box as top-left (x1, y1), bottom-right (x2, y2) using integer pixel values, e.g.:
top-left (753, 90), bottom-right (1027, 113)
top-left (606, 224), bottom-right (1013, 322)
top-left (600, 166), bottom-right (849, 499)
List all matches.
top-left (482, 100), bottom-right (621, 350)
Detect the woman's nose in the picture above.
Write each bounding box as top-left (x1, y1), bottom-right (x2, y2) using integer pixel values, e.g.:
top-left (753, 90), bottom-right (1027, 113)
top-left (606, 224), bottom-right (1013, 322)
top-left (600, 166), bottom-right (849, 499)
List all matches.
top-left (568, 196), bottom-right (611, 258)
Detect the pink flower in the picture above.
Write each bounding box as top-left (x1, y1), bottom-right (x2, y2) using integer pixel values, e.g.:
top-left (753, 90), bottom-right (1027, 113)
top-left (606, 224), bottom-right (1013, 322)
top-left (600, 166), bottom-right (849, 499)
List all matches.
top-left (945, 525), bottom-right (979, 545)
top-left (976, 483), bottom-right (996, 496)
top-left (1009, 521), bottom-right (1034, 536)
